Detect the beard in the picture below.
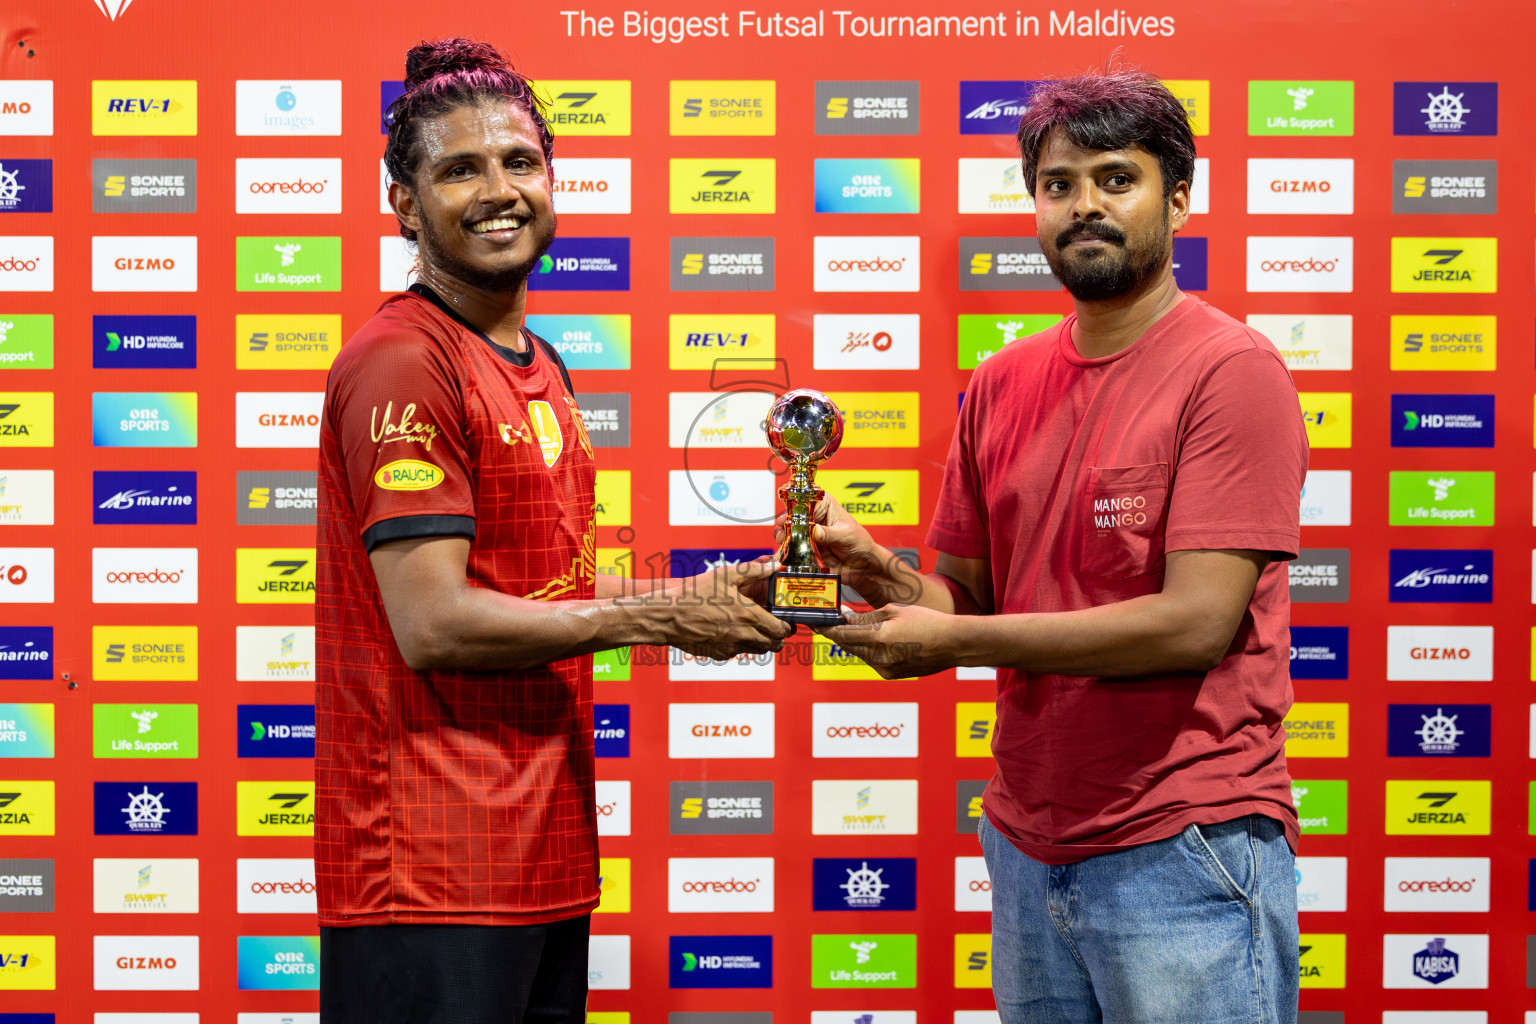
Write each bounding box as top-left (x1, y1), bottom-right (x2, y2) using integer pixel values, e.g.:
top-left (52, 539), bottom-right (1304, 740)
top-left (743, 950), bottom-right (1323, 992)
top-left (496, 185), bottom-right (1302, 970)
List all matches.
top-left (416, 208), bottom-right (558, 293)
top-left (1043, 211), bottom-right (1171, 302)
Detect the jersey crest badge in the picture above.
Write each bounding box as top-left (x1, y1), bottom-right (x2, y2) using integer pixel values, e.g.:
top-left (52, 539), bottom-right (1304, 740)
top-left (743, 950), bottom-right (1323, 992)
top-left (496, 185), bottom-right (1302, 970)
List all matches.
top-left (528, 400), bottom-right (564, 467)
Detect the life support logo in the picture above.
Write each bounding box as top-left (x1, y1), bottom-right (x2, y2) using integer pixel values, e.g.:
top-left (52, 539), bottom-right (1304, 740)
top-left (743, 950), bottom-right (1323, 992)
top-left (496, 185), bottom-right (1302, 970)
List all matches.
top-left (374, 460), bottom-right (442, 491)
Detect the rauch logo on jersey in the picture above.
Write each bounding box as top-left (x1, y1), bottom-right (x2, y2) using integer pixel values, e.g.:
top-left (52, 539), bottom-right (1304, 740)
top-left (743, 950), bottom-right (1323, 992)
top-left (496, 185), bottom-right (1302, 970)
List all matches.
top-left (528, 238), bottom-right (629, 291)
top-left (812, 858), bottom-right (917, 911)
top-left (93, 781), bottom-right (197, 835)
top-left (1393, 82), bottom-right (1496, 136)
top-left (237, 705), bottom-right (315, 759)
top-left (92, 393), bottom-right (197, 448)
top-left (1390, 394), bottom-right (1493, 448)
top-left (669, 935), bottom-right (772, 989)
top-left (0, 627), bottom-right (51, 681)
top-left (670, 237), bottom-right (774, 291)
top-left (236, 80), bottom-right (343, 136)
top-left (0, 161), bottom-right (50, 213)
top-left (92, 471), bottom-right (196, 525)
top-left (816, 81), bottom-right (920, 135)
top-left (93, 315), bottom-right (196, 369)
top-left (670, 781), bottom-right (774, 835)
top-left (92, 158), bottom-right (196, 214)
top-left (1393, 160), bottom-right (1497, 215)
top-left (1290, 626), bottom-right (1348, 680)
top-left (1387, 704), bottom-right (1490, 757)
top-left (959, 81), bottom-right (1036, 134)
top-left (1388, 549), bottom-right (1491, 603)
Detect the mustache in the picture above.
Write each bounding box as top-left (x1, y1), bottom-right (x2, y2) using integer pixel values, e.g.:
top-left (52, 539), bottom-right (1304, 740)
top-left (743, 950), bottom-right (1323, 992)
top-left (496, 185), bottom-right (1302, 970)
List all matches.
top-left (1055, 223), bottom-right (1126, 248)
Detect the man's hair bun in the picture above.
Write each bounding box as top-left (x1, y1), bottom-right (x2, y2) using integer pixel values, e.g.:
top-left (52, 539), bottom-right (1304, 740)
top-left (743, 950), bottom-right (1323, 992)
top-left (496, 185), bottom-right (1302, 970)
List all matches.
top-left (403, 38), bottom-right (511, 89)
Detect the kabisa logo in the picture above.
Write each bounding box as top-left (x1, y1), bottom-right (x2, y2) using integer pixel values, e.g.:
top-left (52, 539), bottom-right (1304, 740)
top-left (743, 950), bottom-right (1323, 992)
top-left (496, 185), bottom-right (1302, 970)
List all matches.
top-left (670, 237), bottom-right (775, 292)
top-left (1390, 237), bottom-right (1496, 293)
top-left (671, 781), bottom-right (774, 836)
top-left (537, 81), bottom-right (633, 135)
top-left (93, 781), bottom-right (197, 835)
top-left (528, 238), bottom-right (631, 292)
top-left (93, 314), bottom-right (196, 369)
top-left (1290, 625), bottom-right (1348, 680)
top-left (236, 80), bottom-right (343, 135)
top-left (670, 80), bottom-right (775, 135)
top-left (1411, 937), bottom-right (1459, 984)
top-left (1393, 82), bottom-right (1497, 136)
top-left (92, 158), bottom-right (196, 214)
top-left (669, 935), bottom-right (773, 989)
top-left (1390, 394), bottom-right (1494, 448)
top-left (669, 160), bottom-right (777, 213)
top-left (1388, 549), bottom-right (1491, 603)
top-left (237, 705), bottom-right (317, 759)
top-left (0, 627), bottom-right (51, 680)
top-left (0, 160), bottom-right (51, 213)
top-left (815, 81), bottom-right (921, 136)
top-left (959, 237), bottom-right (1056, 291)
top-left (1387, 704), bottom-right (1490, 758)
top-left (812, 857), bottom-right (917, 911)
top-left (959, 81), bottom-right (1037, 134)
top-left (92, 81), bottom-right (198, 136)
top-left (92, 470), bottom-right (196, 525)
top-left (594, 703), bottom-right (630, 758)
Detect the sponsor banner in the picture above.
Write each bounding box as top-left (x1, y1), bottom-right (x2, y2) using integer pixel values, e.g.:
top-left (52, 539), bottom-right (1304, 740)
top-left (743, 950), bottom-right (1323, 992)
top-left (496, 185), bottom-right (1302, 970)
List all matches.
top-left (1393, 160), bottom-right (1497, 215)
top-left (1386, 780), bottom-right (1491, 836)
top-left (574, 393), bottom-right (630, 447)
top-left (92, 392), bottom-right (197, 448)
top-left (1294, 857), bottom-right (1347, 912)
top-left (595, 470), bottom-right (630, 526)
top-left (954, 856), bottom-right (991, 911)
top-left (102, 1016), bottom-right (201, 1024)
top-left (593, 704), bottom-right (629, 758)
top-left (959, 81), bottom-right (1036, 134)
top-left (92, 625), bottom-right (198, 681)
top-left (669, 237), bottom-right (774, 291)
top-left (237, 936), bottom-right (319, 991)
top-left (824, 392), bottom-right (919, 448)
top-left (379, 80), bottom-right (405, 133)
top-left (0, 781), bottom-right (53, 835)
top-left (812, 703), bottom-right (918, 758)
top-left (1390, 550), bottom-right (1492, 604)
top-left (811, 779), bottom-right (918, 835)
top-left (1246, 159), bottom-right (1354, 214)
top-left (235, 158), bottom-right (341, 215)
top-left (1391, 394), bottom-right (1494, 448)
top-left (1248, 81), bottom-right (1354, 135)
top-left (236, 858), bottom-right (316, 914)
top-left (0, 81), bottom-right (54, 135)
top-left (1297, 933), bottom-right (1347, 989)
top-left (237, 471), bottom-right (318, 526)
top-left (669, 935), bottom-right (772, 989)
top-left (91, 159), bottom-right (194, 214)
top-left (1246, 236), bottom-right (1353, 292)
top-left (0, 706), bottom-right (52, 758)
top-left (237, 705), bottom-right (316, 758)
top-left (92, 858), bottom-right (199, 914)
top-left (551, 158), bottom-right (631, 214)
top-left (815, 81), bottom-right (921, 134)
top-left (814, 314), bottom-right (920, 370)
top-left (0, 547), bottom-right (50, 602)
top-left (0, 238), bottom-right (53, 292)
top-left (1389, 315), bottom-right (1495, 371)
top-left (588, 933), bottom-right (631, 990)
top-left (667, 314), bottom-right (777, 369)
top-left (234, 392), bottom-right (322, 448)
top-left (1298, 392), bottom-right (1351, 448)
top-left (814, 236), bottom-right (920, 292)
top-left (526, 314), bottom-right (631, 370)
top-left (956, 703), bottom-right (996, 757)
top-left (1390, 237), bottom-right (1496, 293)
top-left (538, 81), bottom-right (632, 136)
top-left (0, 935), bottom-right (54, 990)
top-left (668, 548), bottom-right (774, 577)
top-left (237, 1017), bottom-right (320, 1024)
top-left (668, 703), bottom-right (775, 758)
top-left (667, 469), bottom-right (775, 526)
top-left (1290, 625), bottom-right (1348, 680)
top-left (0, 315), bottom-right (53, 370)
top-left (1388, 470), bottom-right (1494, 526)
top-left (669, 391), bottom-right (773, 449)
top-left (93, 314), bottom-right (196, 370)
top-left (817, 471), bottom-right (919, 525)
top-left (1284, 702), bottom-right (1349, 758)
top-left (92, 236), bottom-right (197, 292)
top-left (957, 158), bottom-right (1033, 214)
top-left (814, 1015), bottom-right (914, 1024)
top-left (811, 633), bottom-right (916, 681)
top-left (1172, 236), bottom-right (1207, 290)
top-left (92, 548), bottom-right (198, 605)
top-left (1289, 549), bottom-right (1349, 603)
top-left (0, 470), bottom-right (52, 525)
top-left (235, 781), bottom-right (315, 837)
top-left (93, 471), bottom-right (197, 525)
top-left (0, 628), bottom-right (52, 681)
top-left (92, 81), bottom-right (197, 136)
top-left (668, 857), bottom-right (775, 912)
top-left (955, 933), bottom-right (992, 988)
top-left (0, 858), bottom-right (53, 912)
top-left (1162, 79), bottom-right (1210, 135)
top-left (596, 857), bottom-right (629, 913)
top-left (811, 933), bottom-right (916, 989)
top-left (1384, 857), bottom-right (1490, 912)
top-left (379, 233), bottom-right (412, 290)
top-left (812, 857), bottom-right (917, 911)
top-left (1382, 934), bottom-right (1488, 989)
top-left (92, 704), bottom-right (198, 758)
top-left (1293, 779), bottom-right (1347, 835)
top-left (1189, 157), bottom-right (1210, 214)
top-left (93, 781), bottom-right (196, 836)
top-left (234, 627), bottom-right (315, 682)
top-left (235, 80), bottom-right (343, 135)
top-left (235, 548), bottom-right (316, 605)
top-left (670, 80), bottom-right (775, 135)
top-left (236, 236), bottom-right (340, 291)
top-left (957, 313), bottom-right (1064, 369)
top-left (670, 781), bottom-right (774, 835)
top-left (1386, 625), bottom-right (1492, 681)
top-left (815, 159), bottom-right (920, 214)
top-left (237, 314), bottom-right (340, 371)
top-left (595, 780), bottom-right (631, 837)
top-left (529, 237), bottom-right (630, 291)
top-left (1394, 82), bottom-right (1497, 135)
top-left (1388, 704), bottom-right (1491, 757)
top-left (959, 237), bottom-right (1055, 291)
top-left (1246, 314), bottom-right (1352, 371)
top-left (0, 160), bottom-right (49, 213)
top-left (669, 159), bottom-right (775, 214)
top-left (1300, 470), bottom-right (1350, 525)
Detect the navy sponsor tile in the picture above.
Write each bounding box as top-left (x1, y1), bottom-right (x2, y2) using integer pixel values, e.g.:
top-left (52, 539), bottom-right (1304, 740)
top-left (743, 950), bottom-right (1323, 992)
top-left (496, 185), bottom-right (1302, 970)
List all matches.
top-left (237, 704), bottom-right (316, 758)
top-left (812, 857), bottom-right (917, 911)
top-left (380, 80), bottom-right (405, 133)
top-left (1171, 237), bottom-right (1207, 291)
top-left (1386, 703), bottom-right (1491, 757)
top-left (93, 780), bottom-right (198, 835)
top-left (93, 315), bottom-right (197, 369)
top-left (528, 238), bottom-right (629, 291)
top-left (0, 627), bottom-right (52, 680)
top-left (1290, 626), bottom-right (1348, 680)
top-left (1388, 549), bottom-right (1492, 603)
top-left (1393, 81), bottom-right (1497, 136)
top-left (959, 81), bottom-right (1037, 134)
top-left (669, 935), bottom-right (773, 989)
top-left (594, 703), bottom-right (629, 758)
top-left (670, 549), bottom-right (775, 577)
top-left (1390, 394), bottom-right (1494, 448)
top-left (93, 470), bottom-right (198, 525)
top-left (0, 159), bottom-right (52, 212)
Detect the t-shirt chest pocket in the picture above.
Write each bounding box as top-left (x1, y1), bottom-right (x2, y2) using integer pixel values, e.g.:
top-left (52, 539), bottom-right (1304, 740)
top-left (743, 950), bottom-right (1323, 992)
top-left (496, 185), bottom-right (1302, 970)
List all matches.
top-left (1078, 463), bottom-right (1170, 582)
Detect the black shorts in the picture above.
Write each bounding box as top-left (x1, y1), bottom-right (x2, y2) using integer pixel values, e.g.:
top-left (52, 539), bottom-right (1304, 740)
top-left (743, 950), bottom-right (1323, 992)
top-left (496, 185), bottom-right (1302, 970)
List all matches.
top-left (320, 916), bottom-right (590, 1024)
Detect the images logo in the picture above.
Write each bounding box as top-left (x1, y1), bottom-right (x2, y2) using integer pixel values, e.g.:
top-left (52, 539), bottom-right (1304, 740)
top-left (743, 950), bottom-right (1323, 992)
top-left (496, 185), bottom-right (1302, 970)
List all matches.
top-left (92, 625), bottom-right (198, 681)
top-left (1394, 82), bottom-right (1497, 136)
top-left (235, 158), bottom-right (341, 214)
top-left (1391, 394), bottom-right (1493, 448)
top-left (235, 548), bottom-right (316, 605)
top-left (93, 781), bottom-right (197, 835)
top-left (812, 858), bottom-right (917, 911)
top-left (551, 157), bottom-right (632, 215)
top-left (1388, 470), bottom-right (1494, 526)
top-left (93, 704), bottom-right (198, 759)
top-left (0, 627), bottom-right (51, 681)
top-left (670, 237), bottom-right (774, 292)
top-left (1248, 81), bottom-right (1354, 135)
top-left (93, 315), bottom-right (196, 369)
top-left (235, 80), bottom-right (343, 136)
top-left (528, 238), bottom-right (630, 291)
top-left (1290, 625), bottom-right (1348, 680)
top-left (1386, 781), bottom-right (1491, 835)
top-left (537, 81), bottom-right (632, 135)
top-left (1389, 315), bottom-right (1495, 371)
top-left (237, 705), bottom-right (316, 758)
top-left (237, 470), bottom-right (317, 526)
top-left (92, 81), bottom-right (198, 136)
top-left (1392, 160), bottom-right (1496, 215)
top-left (1246, 158), bottom-right (1354, 215)
top-left (92, 392), bottom-right (197, 448)
top-left (669, 160), bottom-right (776, 214)
top-left (670, 781), bottom-right (774, 835)
top-left (236, 236), bottom-right (340, 292)
top-left (814, 159), bottom-right (920, 214)
top-left (1391, 238), bottom-right (1496, 293)
top-left (816, 81), bottom-right (920, 135)
top-left (1387, 704), bottom-right (1490, 757)
top-left (1292, 856), bottom-right (1346, 912)
top-left (670, 81), bottom-right (775, 135)
top-left (814, 236), bottom-right (920, 292)
top-left (236, 781), bottom-right (315, 836)
top-left (1246, 237), bottom-right (1352, 292)
top-left (669, 935), bottom-right (772, 989)
top-left (524, 314), bottom-right (631, 370)
top-left (0, 81), bottom-right (54, 136)
top-left (959, 81), bottom-right (1037, 134)
top-left (92, 159), bottom-right (195, 214)
top-left (1389, 549), bottom-right (1491, 603)
top-left (0, 161), bottom-right (50, 213)
top-left (93, 470), bottom-right (197, 525)
top-left (811, 933), bottom-right (916, 988)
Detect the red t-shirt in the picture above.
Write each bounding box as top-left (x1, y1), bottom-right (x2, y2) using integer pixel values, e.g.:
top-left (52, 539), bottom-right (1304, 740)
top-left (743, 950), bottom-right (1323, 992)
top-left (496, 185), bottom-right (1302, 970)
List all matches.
top-left (315, 286), bottom-right (600, 926)
top-left (928, 295), bottom-right (1308, 865)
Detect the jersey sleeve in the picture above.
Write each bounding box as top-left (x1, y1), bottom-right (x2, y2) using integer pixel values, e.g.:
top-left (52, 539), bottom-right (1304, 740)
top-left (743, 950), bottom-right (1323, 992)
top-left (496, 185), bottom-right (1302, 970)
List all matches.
top-left (925, 370), bottom-right (990, 559)
top-left (1164, 347), bottom-right (1309, 559)
top-left (325, 325), bottom-right (477, 553)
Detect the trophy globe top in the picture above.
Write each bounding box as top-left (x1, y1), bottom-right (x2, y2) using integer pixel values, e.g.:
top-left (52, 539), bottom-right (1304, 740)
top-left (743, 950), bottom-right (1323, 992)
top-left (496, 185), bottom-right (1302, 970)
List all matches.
top-left (766, 388), bottom-right (844, 465)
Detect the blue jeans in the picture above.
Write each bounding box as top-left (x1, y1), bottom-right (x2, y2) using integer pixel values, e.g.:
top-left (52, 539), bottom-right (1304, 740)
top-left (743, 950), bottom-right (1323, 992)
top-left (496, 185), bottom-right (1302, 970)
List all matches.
top-left (980, 813), bottom-right (1298, 1024)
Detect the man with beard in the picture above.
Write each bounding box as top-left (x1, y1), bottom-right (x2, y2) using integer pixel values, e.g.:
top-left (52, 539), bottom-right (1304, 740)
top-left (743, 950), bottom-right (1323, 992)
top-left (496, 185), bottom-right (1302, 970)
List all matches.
top-left (808, 70), bottom-right (1307, 1022)
top-left (315, 38), bottom-right (792, 1024)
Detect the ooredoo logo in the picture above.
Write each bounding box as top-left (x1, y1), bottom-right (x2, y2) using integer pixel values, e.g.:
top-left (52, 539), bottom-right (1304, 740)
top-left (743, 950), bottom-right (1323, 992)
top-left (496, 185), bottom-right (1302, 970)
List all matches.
top-left (92, 547), bottom-right (199, 604)
top-left (235, 158), bottom-right (343, 214)
top-left (812, 703), bottom-right (919, 758)
top-left (0, 237), bottom-right (54, 291)
top-left (669, 703), bottom-right (775, 758)
top-left (1383, 857), bottom-right (1489, 912)
top-left (814, 236), bottom-right (920, 292)
top-left (1246, 236), bottom-right (1353, 293)
top-left (594, 779), bottom-right (631, 836)
top-left (236, 858), bottom-right (318, 913)
top-left (668, 857), bottom-right (775, 913)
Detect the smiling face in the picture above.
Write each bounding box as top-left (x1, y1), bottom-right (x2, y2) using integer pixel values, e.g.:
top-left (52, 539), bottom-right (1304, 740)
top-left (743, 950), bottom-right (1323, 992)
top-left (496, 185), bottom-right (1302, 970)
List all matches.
top-left (1033, 128), bottom-right (1189, 303)
top-left (389, 99), bottom-right (557, 293)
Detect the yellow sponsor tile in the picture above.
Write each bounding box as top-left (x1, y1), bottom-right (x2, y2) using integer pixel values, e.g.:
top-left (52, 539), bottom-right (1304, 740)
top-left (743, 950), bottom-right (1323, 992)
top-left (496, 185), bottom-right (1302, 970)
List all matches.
top-left (1385, 779), bottom-right (1491, 836)
top-left (1297, 392), bottom-right (1351, 449)
top-left (826, 392), bottom-right (920, 448)
top-left (0, 392), bottom-right (54, 447)
top-left (236, 780), bottom-right (315, 836)
top-left (92, 625), bottom-right (199, 681)
top-left (1161, 79), bottom-right (1210, 135)
top-left (1284, 702), bottom-right (1349, 758)
top-left (596, 857), bottom-right (630, 913)
top-left (1298, 933), bottom-right (1345, 989)
top-left (1390, 237), bottom-right (1496, 293)
top-left (0, 934), bottom-right (55, 989)
top-left (538, 80), bottom-right (631, 136)
top-left (670, 80), bottom-right (776, 135)
top-left (668, 314), bottom-right (776, 370)
top-left (954, 933), bottom-right (992, 988)
top-left (92, 80), bottom-right (198, 135)
top-left (595, 471), bottom-right (631, 526)
top-left (818, 470), bottom-right (920, 525)
top-left (0, 781), bottom-right (54, 836)
top-left (235, 547), bottom-right (316, 604)
top-left (1389, 315), bottom-right (1495, 371)
top-left (669, 158), bottom-right (776, 214)
top-left (955, 702), bottom-right (995, 757)
top-left (235, 314), bottom-right (343, 370)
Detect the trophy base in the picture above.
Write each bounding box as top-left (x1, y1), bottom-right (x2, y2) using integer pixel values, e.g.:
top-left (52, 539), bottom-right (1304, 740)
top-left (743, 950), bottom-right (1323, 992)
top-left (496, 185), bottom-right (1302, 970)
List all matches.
top-left (769, 570), bottom-right (844, 626)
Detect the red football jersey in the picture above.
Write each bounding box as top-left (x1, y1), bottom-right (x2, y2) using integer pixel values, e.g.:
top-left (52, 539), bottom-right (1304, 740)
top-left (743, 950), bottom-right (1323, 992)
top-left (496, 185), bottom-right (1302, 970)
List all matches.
top-left (315, 285), bottom-right (599, 926)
